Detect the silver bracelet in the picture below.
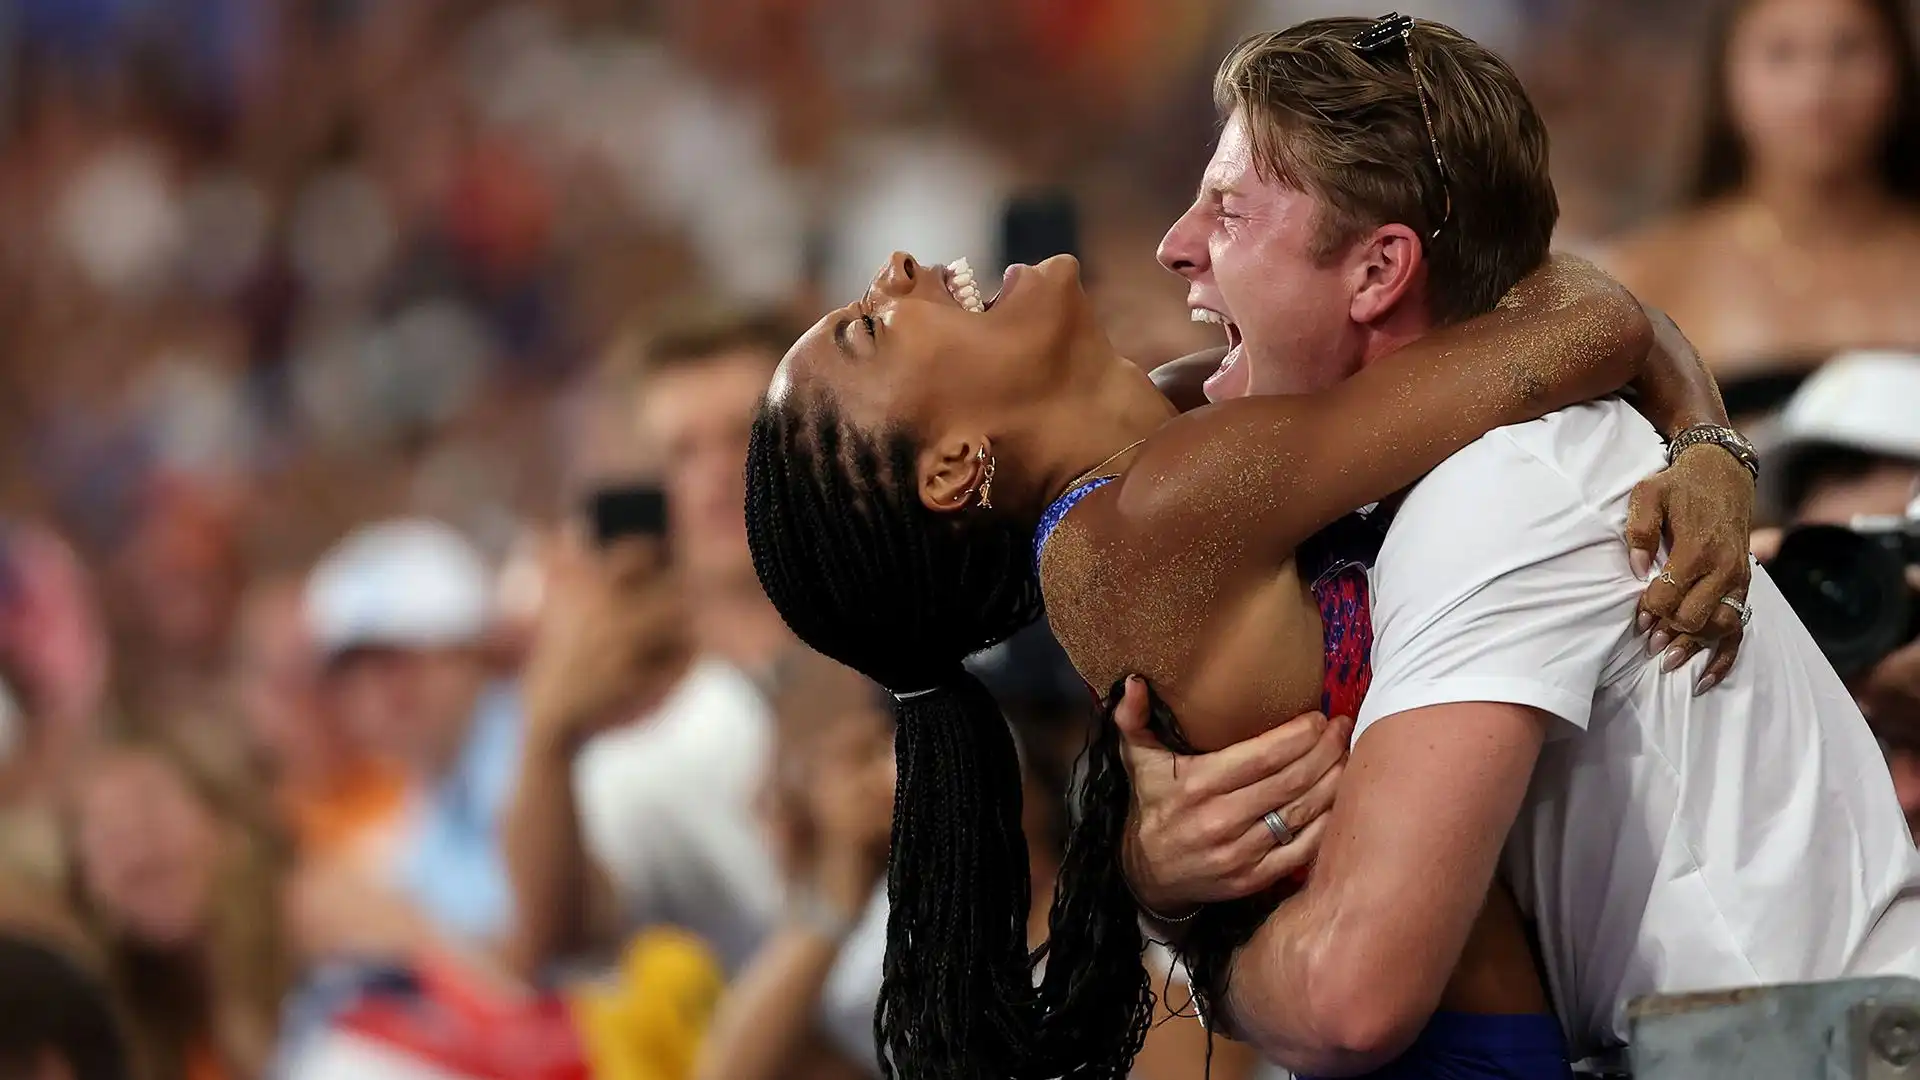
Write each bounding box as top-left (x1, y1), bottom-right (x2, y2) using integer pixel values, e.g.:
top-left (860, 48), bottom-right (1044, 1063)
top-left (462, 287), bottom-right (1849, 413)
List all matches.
top-left (1123, 876), bottom-right (1200, 924)
top-left (1667, 423), bottom-right (1760, 480)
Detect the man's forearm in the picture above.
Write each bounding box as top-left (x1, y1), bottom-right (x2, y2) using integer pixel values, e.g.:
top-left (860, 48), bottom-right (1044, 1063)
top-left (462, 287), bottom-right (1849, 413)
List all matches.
top-left (499, 732), bottom-right (597, 978)
top-left (1217, 891), bottom-right (1398, 1076)
top-left (1218, 703), bottom-right (1548, 1074)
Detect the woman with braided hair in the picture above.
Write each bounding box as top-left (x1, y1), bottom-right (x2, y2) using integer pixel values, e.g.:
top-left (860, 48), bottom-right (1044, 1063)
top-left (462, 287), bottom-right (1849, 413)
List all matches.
top-left (744, 250), bottom-right (1752, 1080)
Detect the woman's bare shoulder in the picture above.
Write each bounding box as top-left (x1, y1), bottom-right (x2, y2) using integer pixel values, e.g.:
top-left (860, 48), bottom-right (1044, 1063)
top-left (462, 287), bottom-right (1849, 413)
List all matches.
top-left (1036, 481), bottom-right (1229, 693)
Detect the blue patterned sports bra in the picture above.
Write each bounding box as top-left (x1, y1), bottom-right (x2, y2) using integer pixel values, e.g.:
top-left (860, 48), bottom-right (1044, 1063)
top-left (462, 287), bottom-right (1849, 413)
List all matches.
top-left (1030, 476), bottom-right (1375, 718)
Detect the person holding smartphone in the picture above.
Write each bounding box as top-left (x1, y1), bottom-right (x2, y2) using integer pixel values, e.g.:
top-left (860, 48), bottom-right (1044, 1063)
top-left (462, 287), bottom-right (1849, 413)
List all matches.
top-left (503, 312), bottom-right (897, 1080)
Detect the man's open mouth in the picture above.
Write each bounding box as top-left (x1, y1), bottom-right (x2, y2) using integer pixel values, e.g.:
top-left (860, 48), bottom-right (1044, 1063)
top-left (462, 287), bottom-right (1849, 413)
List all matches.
top-left (1189, 306), bottom-right (1250, 399)
top-left (1192, 308), bottom-right (1243, 372)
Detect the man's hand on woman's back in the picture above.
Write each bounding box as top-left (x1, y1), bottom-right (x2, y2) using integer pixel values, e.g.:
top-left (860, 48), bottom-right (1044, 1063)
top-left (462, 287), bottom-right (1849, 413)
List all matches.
top-left (1113, 677), bottom-right (1349, 916)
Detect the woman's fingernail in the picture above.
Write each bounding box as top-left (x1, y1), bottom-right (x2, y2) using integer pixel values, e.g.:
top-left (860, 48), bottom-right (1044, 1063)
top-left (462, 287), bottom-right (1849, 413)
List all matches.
top-left (1693, 673), bottom-right (1719, 697)
top-left (1636, 612), bottom-right (1654, 634)
top-left (1661, 645), bottom-right (1688, 673)
top-left (1648, 630), bottom-right (1672, 656)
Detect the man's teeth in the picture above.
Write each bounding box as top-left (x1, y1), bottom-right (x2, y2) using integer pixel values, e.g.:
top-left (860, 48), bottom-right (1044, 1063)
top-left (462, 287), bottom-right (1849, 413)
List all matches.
top-left (947, 258), bottom-right (987, 313)
top-left (1192, 309), bottom-right (1233, 347)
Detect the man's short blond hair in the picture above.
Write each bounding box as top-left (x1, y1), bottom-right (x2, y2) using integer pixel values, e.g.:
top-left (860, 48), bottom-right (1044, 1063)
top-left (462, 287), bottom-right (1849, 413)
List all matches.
top-left (1214, 17), bottom-right (1558, 323)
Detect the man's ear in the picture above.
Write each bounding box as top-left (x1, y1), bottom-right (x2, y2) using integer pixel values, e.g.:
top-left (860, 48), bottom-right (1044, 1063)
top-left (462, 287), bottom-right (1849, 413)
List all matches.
top-left (919, 433), bottom-right (990, 513)
top-left (1348, 223), bottom-right (1426, 326)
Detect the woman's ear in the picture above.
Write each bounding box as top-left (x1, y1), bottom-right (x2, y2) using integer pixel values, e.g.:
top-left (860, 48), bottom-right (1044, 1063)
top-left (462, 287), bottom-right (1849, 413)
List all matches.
top-left (919, 434), bottom-right (989, 513)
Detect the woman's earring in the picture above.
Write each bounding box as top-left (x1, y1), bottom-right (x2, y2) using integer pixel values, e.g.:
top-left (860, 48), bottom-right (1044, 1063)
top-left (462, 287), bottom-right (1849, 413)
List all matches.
top-left (975, 447), bottom-right (996, 510)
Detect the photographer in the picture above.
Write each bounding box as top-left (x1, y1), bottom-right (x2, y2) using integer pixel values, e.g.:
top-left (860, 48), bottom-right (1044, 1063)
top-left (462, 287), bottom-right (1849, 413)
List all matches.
top-left (1760, 351), bottom-right (1920, 840)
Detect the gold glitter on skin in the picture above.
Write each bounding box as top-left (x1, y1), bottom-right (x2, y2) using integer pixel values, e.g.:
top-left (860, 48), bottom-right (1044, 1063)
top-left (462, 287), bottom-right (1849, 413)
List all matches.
top-left (1031, 256), bottom-right (1752, 755)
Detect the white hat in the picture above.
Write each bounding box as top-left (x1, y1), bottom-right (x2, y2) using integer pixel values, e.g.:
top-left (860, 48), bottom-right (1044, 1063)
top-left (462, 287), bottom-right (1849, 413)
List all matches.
top-left (304, 518), bottom-right (493, 658)
top-left (1771, 351), bottom-right (1920, 467)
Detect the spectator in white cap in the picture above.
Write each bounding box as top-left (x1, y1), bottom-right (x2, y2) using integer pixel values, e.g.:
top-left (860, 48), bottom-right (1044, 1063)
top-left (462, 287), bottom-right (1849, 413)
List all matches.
top-left (1769, 350), bottom-right (1920, 526)
top-left (1759, 350), bottom-right (1920, 840)
top-left (305, 518), bottom-right (522, 944)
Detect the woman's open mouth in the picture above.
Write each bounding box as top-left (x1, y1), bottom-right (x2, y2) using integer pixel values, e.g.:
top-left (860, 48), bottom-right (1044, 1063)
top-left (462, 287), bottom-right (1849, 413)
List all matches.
top-left (941, 258), bottom-right (1009, 313)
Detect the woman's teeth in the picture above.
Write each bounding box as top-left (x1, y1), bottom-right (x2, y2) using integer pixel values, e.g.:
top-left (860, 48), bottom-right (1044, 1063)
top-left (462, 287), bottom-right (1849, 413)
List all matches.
top-left (946, 258), bottom-right (987, 313)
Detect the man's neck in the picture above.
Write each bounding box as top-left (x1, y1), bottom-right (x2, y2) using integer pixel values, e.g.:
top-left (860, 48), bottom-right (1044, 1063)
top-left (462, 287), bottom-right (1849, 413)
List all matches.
top-left (1348, 306), bottom-right (1439, 516)
top-left (1352, 309), bottom-right (1437, 373)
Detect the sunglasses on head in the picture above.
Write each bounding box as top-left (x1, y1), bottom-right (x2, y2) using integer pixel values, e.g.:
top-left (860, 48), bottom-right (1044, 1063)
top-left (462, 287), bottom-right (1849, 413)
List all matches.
top-left (1353, 12), bottom-right (1453, 240)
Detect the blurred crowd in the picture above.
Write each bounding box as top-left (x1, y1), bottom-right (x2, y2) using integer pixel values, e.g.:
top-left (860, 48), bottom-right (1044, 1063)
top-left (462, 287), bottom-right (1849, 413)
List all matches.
top-left (0, 0), bottom-right (1917, 1079)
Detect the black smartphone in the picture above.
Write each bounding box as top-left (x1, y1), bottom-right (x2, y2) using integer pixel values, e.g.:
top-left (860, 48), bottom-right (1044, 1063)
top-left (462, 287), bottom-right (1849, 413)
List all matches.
top-left (587, 484), bottom-right (669, 547)
top-left (1000, 189), bottom-right (1083, 272)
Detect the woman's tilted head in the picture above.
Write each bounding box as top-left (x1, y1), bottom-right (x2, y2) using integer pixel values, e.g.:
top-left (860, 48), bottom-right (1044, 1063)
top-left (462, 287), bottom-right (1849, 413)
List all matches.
top-left (743, 251), bottom-right (1156, 1079)
top-left (748, 248), bottom-right (1122, 691)
top-left (766, 251), bottom-right (1128, 518)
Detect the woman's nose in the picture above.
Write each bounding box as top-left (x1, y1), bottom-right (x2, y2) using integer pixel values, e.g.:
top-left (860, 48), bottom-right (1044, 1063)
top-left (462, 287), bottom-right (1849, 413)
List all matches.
top-left (874, 252), bottom-right (920, 296)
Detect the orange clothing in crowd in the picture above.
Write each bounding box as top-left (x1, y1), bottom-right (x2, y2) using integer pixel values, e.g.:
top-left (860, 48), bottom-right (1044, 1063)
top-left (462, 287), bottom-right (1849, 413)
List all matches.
top-left (284, 760), bottom-right (407, 860)
top-left (186, 1040), bottom-right (229, 1080)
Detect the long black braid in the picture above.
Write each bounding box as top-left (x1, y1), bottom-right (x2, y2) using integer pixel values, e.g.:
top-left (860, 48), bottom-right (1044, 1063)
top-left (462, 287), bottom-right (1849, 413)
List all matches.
top-left (1078, 680), bottom-right (1279, 1052)
top-left (744, 394), bottom-right (1155, 1079)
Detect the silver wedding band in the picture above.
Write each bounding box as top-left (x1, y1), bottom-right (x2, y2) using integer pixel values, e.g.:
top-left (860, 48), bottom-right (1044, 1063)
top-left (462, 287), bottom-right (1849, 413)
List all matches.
top-left (1263, 809), bottom-right (1295, 847)
top-left (1721, 595), bottom-right (1752, 628)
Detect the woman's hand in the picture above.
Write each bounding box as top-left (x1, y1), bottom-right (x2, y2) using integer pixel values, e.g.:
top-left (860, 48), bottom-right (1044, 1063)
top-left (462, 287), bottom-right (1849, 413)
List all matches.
top-left (1114, 678), bottom-right (1347, 916)
top-left (1627, 444), bottom-right (1757, 695)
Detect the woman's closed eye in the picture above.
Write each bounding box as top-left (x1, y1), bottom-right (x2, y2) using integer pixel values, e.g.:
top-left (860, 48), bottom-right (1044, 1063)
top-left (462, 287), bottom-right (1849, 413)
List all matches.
top-left (862, 314), bottom-right (878, 337)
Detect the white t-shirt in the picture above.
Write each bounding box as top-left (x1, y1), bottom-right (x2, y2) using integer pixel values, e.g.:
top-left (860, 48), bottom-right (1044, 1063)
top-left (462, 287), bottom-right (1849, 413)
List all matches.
top-left (573, 658), bottom-right (888, 1072)
top-left (1357, 399), bottom-right (1920, 1059)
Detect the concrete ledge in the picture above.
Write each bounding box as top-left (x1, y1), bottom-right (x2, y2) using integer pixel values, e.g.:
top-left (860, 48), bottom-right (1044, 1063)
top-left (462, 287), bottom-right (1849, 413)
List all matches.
top-left (1627, 978), bottom-right (1920, 1079)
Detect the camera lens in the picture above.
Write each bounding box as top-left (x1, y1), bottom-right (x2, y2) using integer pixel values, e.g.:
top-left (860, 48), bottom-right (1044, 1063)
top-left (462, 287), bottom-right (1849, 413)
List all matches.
top-left (1770, 525), bottom-right (1914, 679)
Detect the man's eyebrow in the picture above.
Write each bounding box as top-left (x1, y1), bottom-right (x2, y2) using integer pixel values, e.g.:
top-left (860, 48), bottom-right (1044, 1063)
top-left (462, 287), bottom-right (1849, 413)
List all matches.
top-left (1196, 179), bottom-right (1239, 204)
